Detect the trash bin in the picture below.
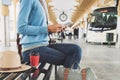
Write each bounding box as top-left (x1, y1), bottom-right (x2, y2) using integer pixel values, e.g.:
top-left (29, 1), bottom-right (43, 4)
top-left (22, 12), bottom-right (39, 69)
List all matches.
top-left (106, 33), bottom-right (114, 42)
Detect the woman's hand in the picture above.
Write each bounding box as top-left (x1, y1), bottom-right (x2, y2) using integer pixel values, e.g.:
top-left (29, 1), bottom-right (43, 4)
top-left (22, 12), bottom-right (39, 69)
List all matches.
top-left (48, 24), bottom-right (66, 33)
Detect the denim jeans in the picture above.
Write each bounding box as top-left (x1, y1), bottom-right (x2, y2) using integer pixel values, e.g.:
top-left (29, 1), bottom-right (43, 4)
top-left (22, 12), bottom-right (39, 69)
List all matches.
top-left (22, 43), bottom-right (82, 69)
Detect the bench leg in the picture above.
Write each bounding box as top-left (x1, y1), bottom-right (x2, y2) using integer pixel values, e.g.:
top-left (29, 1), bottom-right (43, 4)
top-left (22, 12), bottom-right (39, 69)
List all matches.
top-left (43, 64), bottom-right (53, 80)
top-left (55, 65), bottom-right (57, 80)
top-left (47, 66), bottom-right (53, 80)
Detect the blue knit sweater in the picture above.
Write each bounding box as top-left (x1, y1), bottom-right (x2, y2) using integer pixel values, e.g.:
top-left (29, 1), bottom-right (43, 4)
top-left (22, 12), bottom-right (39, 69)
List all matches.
top-left (17, 0), bottom-right (49, 51)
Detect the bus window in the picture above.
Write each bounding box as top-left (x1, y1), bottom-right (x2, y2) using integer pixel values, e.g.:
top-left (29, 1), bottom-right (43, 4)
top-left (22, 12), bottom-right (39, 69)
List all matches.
top-left (89, 7), bottom-right (117, 31)
top-left (86, 7), bottom-right (117, 43)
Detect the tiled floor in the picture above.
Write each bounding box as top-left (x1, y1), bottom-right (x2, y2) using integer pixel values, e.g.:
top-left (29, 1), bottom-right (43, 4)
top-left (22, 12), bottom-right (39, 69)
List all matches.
top-left (0, 38), bottom-right (120, 80)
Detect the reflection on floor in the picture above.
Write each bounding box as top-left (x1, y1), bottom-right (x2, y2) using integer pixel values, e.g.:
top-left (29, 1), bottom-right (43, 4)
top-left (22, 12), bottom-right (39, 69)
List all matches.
top-left (0, 38), bottom-right (120, 80)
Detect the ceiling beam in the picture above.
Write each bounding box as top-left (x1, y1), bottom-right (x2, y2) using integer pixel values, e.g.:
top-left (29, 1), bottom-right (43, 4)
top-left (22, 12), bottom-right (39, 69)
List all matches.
top-left (71, 0), bottom-right (97, 23)
top-left (48, 5), bottom-right (58, 24)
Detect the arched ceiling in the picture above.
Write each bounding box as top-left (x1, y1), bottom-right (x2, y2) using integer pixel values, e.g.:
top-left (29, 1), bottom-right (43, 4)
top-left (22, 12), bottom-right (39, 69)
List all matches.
top-left (71, 0), bottom-right (97, 23)
top-left (46, 0), bottom-right (58, 24)
top-left (46, 0), bottom-right (117, 25)
top-left (48, 5), bottom-right (58, 24)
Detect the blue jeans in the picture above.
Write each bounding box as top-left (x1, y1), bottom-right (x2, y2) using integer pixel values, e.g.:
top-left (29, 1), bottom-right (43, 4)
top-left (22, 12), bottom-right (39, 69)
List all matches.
top-left (22, 43), bottom-right (82, 69)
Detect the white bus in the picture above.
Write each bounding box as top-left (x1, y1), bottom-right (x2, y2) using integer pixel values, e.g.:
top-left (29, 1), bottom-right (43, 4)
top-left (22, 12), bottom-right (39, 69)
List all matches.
top-left (86, 7), bottom-right (117, 43)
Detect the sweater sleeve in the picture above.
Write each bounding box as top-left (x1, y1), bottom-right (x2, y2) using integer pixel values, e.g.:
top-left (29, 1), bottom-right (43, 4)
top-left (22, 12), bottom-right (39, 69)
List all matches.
top-left (17, 0), bottom-right (48, 35)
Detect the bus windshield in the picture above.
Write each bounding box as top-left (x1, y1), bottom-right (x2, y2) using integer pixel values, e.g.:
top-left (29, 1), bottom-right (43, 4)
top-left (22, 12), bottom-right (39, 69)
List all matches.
top-left (89, 7), bottom-right (117, 31)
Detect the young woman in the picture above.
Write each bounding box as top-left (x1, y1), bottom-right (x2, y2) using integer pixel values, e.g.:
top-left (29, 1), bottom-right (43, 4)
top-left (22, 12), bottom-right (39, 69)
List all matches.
top-left (17, 0), bottom-right (82, 79)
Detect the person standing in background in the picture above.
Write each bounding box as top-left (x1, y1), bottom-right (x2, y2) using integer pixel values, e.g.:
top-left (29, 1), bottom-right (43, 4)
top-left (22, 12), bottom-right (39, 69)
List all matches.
top-left (74, 27), bottom-right (79, 39)
top-left (17, 0), bottom-right (82, 80)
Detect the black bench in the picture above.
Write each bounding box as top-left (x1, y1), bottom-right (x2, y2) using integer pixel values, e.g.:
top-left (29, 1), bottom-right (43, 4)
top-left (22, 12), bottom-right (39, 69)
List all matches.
top-left (0, 62), bottom-right (53, 80)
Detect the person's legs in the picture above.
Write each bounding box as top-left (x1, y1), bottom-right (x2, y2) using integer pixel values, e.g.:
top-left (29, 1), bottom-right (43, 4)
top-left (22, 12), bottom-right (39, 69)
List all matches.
top-left (22, 43), bottom-right (82, 69)
top-left (49, 43), bottom-right (82, 80)
top-left (22, 46), bottom-right (65, 65)
top-left (49, 43), bottom-right (82, 69)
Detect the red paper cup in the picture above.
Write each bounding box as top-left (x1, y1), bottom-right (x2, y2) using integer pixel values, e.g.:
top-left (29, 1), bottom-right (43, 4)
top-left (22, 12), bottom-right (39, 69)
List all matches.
top-left (30, 55), bottom-right (40, 67)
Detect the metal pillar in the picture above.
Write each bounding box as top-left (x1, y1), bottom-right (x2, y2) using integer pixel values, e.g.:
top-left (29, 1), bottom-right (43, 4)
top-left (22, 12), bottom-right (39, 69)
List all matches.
top-left (1, 4), bottom-right (10, 47)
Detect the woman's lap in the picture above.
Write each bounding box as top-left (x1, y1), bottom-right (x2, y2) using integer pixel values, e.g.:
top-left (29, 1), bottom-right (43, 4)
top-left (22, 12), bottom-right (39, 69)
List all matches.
top-left (22, 43), bottom-right (82, 68)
